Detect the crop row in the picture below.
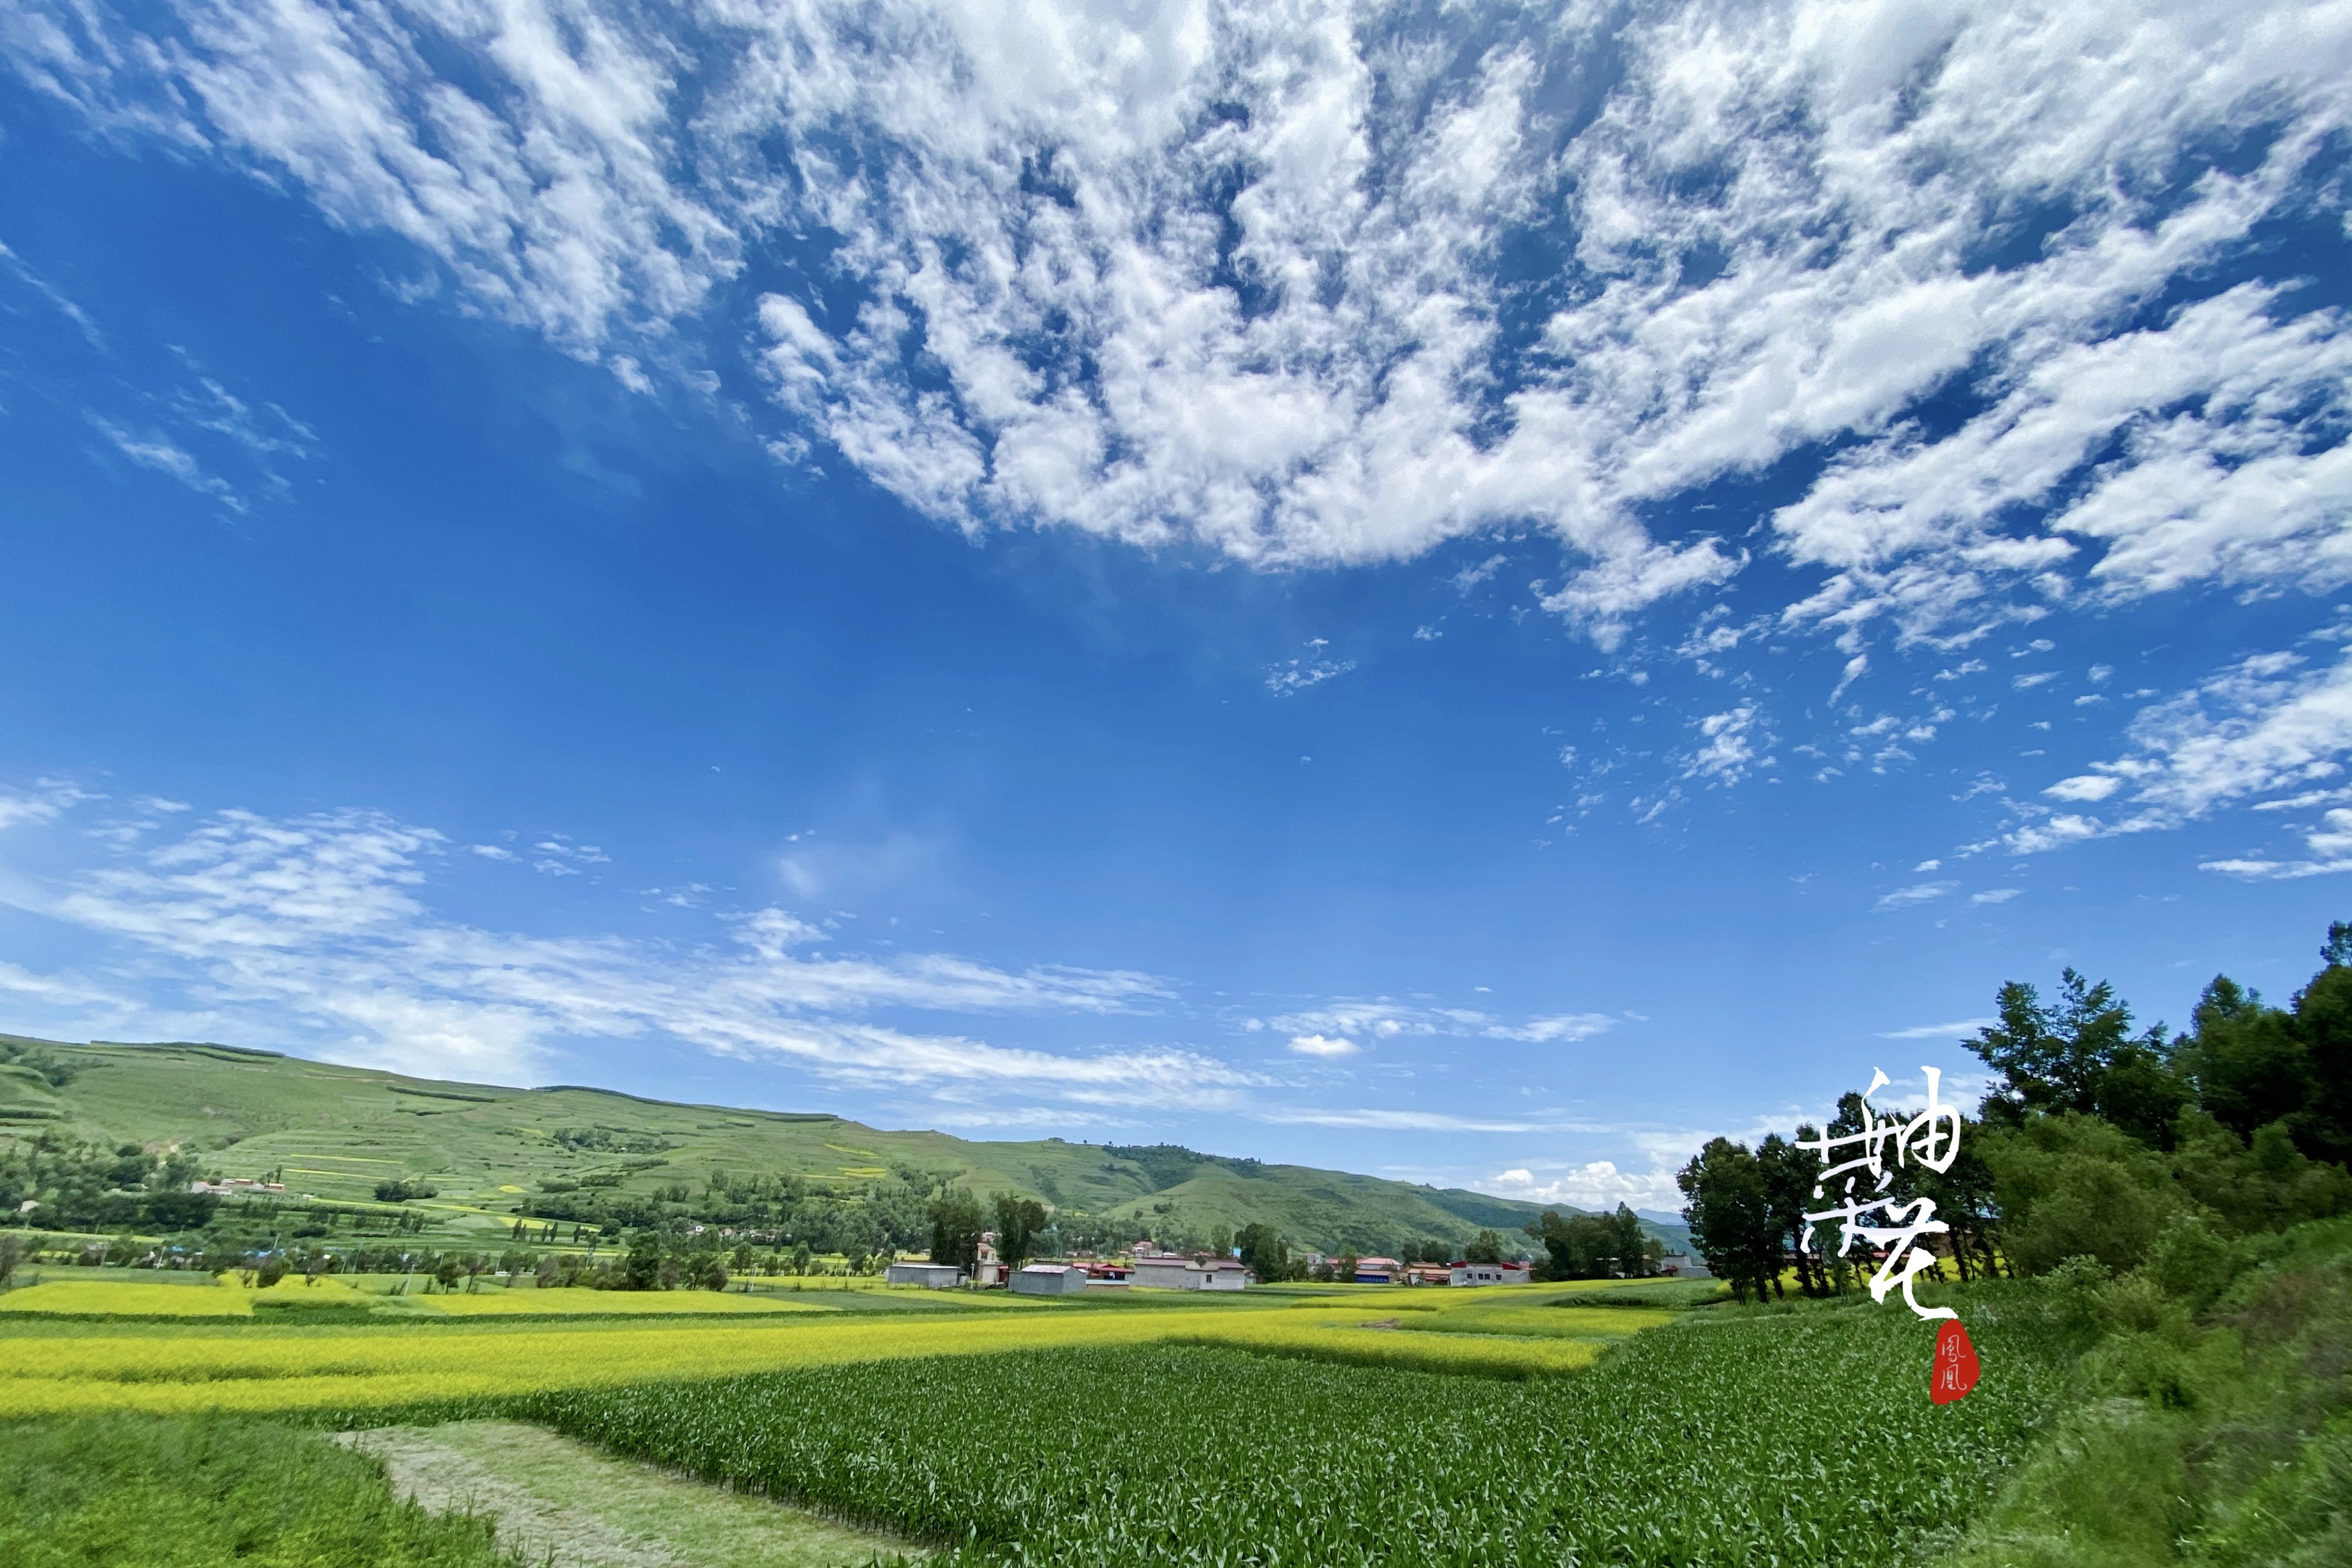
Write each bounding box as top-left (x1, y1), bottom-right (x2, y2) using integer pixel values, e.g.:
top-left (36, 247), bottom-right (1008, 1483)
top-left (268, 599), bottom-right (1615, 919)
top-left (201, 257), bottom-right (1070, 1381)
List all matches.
top-left (516, 1301), bottom-right (2068, 1567)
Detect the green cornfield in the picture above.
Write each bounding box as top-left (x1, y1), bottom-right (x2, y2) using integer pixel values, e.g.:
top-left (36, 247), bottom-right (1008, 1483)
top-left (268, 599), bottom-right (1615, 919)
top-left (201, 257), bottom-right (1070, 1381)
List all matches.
top-left (512, 1297), bottom-right (2069, 1567)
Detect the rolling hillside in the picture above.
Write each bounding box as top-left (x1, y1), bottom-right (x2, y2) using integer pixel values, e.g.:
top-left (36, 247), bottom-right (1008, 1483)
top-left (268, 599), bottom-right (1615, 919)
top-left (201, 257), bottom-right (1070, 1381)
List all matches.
top-left (0, 1034), bottom-right (1675, 1256)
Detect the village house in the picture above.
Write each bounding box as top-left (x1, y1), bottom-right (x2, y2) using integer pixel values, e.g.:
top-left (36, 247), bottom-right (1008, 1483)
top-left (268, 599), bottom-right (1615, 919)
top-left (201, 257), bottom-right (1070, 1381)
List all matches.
top-left (1448, 1261), bottom-right (1532, 1286)
top-left (1130, 1257), bottom-right (1251, 1291)
top-left (1010, 1262), bottom-right (1090, 1296)
top-left (1352, 1256), bottom-right (1403, 1283)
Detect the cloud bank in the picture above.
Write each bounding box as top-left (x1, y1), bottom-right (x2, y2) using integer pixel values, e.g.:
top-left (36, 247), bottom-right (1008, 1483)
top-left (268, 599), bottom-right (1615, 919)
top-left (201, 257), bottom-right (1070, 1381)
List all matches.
top-left (9, 0), bottom-right (2349, 653)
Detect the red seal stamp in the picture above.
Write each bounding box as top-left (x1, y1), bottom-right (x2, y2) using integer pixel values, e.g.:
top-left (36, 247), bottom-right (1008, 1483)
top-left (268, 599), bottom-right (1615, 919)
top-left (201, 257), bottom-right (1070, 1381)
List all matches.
top-left (1932, 1318), bottom-right (1980, 1404)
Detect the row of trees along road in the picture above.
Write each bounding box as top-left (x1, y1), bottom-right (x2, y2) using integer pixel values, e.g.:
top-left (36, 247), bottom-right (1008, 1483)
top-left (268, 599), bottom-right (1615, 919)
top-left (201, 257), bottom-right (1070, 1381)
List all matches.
top-left (1678, 921), bottom-right (2352, 1299)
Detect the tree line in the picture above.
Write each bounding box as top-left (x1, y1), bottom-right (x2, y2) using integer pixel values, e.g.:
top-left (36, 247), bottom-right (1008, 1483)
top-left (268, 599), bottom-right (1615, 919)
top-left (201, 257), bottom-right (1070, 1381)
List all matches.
top-left (1677, 922), bottom-right (2352, 1299)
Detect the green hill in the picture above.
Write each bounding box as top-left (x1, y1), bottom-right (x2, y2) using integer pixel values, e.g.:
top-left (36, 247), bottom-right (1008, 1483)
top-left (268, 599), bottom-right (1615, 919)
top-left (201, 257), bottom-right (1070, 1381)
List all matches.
top-left (0, 1034), bottom-right (1681, 1257)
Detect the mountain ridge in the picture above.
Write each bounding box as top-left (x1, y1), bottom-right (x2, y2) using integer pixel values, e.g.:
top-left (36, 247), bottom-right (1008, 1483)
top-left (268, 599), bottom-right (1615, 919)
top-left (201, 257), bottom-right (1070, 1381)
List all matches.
top-left (1, 1033), bottom-right (1687, 1255)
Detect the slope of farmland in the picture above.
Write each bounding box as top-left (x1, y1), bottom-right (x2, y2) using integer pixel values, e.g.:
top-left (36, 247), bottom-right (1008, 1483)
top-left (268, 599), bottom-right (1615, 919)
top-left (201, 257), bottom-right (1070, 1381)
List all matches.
top-left (0, 1034), bottom-right (1652, 1255)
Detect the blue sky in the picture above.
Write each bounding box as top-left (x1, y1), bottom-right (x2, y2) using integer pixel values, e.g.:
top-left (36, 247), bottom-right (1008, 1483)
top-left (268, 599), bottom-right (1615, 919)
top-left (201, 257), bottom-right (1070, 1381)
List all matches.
top-left (3, 0), bottom-right (2351, 1213)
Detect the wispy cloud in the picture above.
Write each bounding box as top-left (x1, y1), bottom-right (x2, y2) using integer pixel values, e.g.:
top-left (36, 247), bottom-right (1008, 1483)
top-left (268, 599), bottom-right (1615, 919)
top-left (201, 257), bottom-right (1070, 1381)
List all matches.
top-left (2011, 646), bottom-right (2352, 856)
top-left (1, 801), bottom-right (1209, 1098)
top-left (1874, 881), bottom-right (1956, 911)
top-left (1254, 1001), bottom-right (1614, 1046)
top-left (1876, 1018), bottom-right (1997, 1040)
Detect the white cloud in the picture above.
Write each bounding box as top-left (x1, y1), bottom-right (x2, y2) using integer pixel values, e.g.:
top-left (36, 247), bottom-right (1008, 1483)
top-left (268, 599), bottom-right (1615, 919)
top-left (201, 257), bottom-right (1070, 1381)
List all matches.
top-left (2202, 807), bottom-right (2352, 881)
top-left (1262, 1108), bottom-right (1552, 1134)
top-left (1683, 704), bottom-right (1771, 785)
top-left (88, 415), bottom-right (245, 511)
top-left (2012, 645), bottom-right (2352, 853)
top-left (1265, 650), bottom-right (1357, 696)
top-left (2044, 775), bottom-right (2121, 802)
top-left (1261, 1001), bottom-right (1613, 1046)
top-left (0, 779), bottom-right (93, 831)
top-left (1874, 880), bottom-right (1956, 910)
top-left (1970, 888), bottom-right (2022, 905)
top-left (1481, 1160), bottom-right (1681, 1213)
top-left (0, 801), bottom-right (1212, 1096)
top-left (1877, 1016), bottom-right (1998, 1040)
top-left (13, 1), bottom-right (2348, 653)
top-left (1287, 1033), bottom-right (1357, 1058)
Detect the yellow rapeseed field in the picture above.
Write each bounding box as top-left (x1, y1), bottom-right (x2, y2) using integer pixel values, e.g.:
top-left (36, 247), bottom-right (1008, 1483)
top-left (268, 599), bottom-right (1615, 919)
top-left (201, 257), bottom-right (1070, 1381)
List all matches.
top-left (0, 1281), bottom-right (253, 1318)
top-left (0, 1283), bottom-right (1679, 1415)
top-left (391, 1286), bottom-right (832, 1316)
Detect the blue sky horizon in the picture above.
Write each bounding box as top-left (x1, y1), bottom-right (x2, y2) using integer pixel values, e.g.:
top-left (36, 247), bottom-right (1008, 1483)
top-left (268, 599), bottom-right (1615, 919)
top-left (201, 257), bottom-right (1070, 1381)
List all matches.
top-left (4, 0), bottom-right (2352, 1212)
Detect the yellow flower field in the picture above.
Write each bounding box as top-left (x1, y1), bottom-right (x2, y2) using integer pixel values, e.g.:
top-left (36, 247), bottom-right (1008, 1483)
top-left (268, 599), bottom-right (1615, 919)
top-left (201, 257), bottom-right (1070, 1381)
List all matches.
top-left (0, 1284), bottom-right (1678, 1416)
top-left (389, 1286), bottom-right (832, 1316)
top-left (0, 1281), bottom-right (253, 1318)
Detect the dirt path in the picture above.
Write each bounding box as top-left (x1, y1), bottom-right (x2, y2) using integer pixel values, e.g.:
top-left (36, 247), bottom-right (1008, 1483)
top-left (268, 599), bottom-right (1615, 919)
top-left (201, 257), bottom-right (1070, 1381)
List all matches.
top-left (335, 1421), bottom-right (916, 1567)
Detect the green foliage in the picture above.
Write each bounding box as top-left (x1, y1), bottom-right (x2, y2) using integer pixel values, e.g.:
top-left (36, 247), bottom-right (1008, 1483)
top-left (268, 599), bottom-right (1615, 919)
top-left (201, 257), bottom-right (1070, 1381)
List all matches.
top-left (1527, 1203), bottom-right (1662, 1283)
top-left (990, 1193), bottom-right (1046, 1268)
top-left (928, 1188), bottom-right (985, 1276)
top-left (0, 1135), bottom-right (213, 1235)
top-left (0, 1413), bottom-right (517, 1566)
top-left (2176, 961), bottom-right (2352, 1166)
top-left (1971, 971), bottom-right (2191, 1143)
top-left (1940, 1220), bottom-right (2352, 1568)
top-left (1, 1039), bottom-right (79, 1087)
top-left (518, 1302), bottom-right (2067, 1567)
top-left (1677, 1143), bottom-right (1784, 1298)
top-left (1463, 1228), bottom-right (1506, 1265)
top-left (1232, 1221), bottom-right (1291, 1281)
top-left (1980, 1113), bottom-right (2189, 1275)
top-left (372, 1178), bottom-right (440, 1203)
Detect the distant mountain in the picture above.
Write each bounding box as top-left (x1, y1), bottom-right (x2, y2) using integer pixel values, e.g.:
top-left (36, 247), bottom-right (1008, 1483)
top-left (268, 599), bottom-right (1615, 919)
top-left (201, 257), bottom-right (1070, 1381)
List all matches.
top-left (0, 1034), bottom-right (1669, 1256)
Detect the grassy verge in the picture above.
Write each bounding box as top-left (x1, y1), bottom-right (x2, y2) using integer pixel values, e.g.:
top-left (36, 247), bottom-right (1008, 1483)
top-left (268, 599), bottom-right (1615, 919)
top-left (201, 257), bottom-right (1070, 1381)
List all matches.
top-left (1938, 1217), bottom-right (2352, 1567)
top-left (0, 1413), bottom-right (518, 1567)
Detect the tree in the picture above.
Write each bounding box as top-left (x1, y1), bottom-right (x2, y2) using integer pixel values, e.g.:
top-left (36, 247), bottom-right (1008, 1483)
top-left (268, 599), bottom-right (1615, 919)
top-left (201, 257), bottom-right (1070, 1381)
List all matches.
top-left (992, 1193), bottom-right (1048, 1268)
top-left (1977, 1113), bottom-right (2186, 1274)
top-left (1234, 1222), bottom-right (1290, 1282)
top-left (1463, 1229), bottom-right (1506, 1265)
top-left (928, 1189), bottom-right (986, 1278)
top-left (0, 1232), bottom-right (20, 1292)
top-left (624, 1230), bottom-right (663, 1291)
top-left (1678, 1140), bottom-right (1782, 1301)
top-left (1970, 971), bottom-right (2190, 1143)
top-left (1755, 1133), bottom-right (1826, 1296)
top-left (1524, 1206), bottom-right (1657, 1281)
top-left (1208, 1224), bottom-right (1234, 1258)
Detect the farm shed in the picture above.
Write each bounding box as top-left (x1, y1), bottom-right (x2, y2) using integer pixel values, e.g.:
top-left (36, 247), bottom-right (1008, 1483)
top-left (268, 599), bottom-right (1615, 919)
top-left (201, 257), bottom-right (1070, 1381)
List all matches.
top-left (1448, 1262), bottom-right (1532, 1286)
top-left (1129, 1258), bottom-right (1251, 1291)
top-left (1352, 1257), bottom-right (1402, 1283)
top-left (884, 1262), bottom-right (964, 1289)
top-left (1010, 1263), bottom-right (1090, 1296)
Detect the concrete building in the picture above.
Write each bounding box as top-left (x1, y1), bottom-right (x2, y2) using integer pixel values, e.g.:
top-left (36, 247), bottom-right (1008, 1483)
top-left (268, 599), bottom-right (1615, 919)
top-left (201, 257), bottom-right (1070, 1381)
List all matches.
top-left (1448, 1262), bottom-right (1533, 1287)
top-left (973, 1234), bottom-right (1003, 1289)
top-left (883, 1262), bottom-right (964, 1289)
top-left (1130, 1257), bottom-right (1251, 1291)
top-left (1352, 1256), bottom-right (1402, 1283)
top-left (1010, 1263), bottom-right (1090, 1296)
